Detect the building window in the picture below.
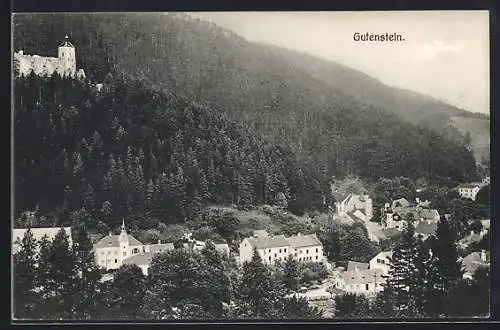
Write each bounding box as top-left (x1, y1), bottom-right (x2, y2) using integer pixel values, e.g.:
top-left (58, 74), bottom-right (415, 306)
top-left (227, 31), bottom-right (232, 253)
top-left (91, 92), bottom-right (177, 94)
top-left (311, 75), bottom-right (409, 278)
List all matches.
top-left (295, 253), bottom-right (297, 257)
top-left (274, 253), bottom-right (277, 258)
top-left (244, 244), bottom-right (246, 247)
top-left (269, 256), bottom-right (271, 261)
top-left (366, 284), bottom-right (369, 291)
top-left (279, 249), bottom-right (282, 253)
top-left (316, 248), bottom-right (318, 253)
top-left (306, 249), bottom-right (309, 254)
top-left (284, 248), bottom-right (287, 253)
top-left (316, 256), bottom-right (318, 260)
top-left (269, 249), bottom-right (271, 253)
top-left (114, 259), bottom-right (117, 263)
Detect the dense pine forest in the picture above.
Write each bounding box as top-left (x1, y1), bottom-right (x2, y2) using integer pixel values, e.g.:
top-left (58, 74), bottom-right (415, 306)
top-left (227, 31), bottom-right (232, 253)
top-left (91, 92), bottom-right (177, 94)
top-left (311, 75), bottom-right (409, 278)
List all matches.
top-left (13, 13), bottom-right (479, 230)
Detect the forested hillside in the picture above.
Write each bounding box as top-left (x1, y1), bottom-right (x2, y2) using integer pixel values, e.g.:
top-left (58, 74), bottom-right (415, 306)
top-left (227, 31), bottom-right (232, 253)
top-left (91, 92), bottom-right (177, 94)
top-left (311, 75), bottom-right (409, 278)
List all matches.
top-left (13, 13), bottom-right (479, 228)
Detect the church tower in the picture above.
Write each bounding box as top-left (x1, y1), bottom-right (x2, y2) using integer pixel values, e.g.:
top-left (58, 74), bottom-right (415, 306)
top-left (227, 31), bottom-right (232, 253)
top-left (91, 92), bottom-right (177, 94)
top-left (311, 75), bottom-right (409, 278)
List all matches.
top-left (118, 219), bottom-right (130, 262)
top-left (58, 35), bottom-right (76, 76)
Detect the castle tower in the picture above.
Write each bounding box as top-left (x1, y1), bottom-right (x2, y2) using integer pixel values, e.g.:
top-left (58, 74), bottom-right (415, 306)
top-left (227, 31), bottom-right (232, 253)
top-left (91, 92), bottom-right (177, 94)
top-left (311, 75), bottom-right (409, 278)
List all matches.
top-left (57, 35), bottom-right (76, 76)
top-left (118, 219), bottom-right (129, 263)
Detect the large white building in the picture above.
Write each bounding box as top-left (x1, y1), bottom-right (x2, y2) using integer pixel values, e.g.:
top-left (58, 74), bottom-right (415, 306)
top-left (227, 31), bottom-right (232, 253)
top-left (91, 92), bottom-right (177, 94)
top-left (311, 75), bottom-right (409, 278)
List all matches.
top-left (457, 183), bottom-right (482, 201)
top-left (92, 220), bottom-right (174, 271)
top-left (239, 230), bottom-right (323, 265)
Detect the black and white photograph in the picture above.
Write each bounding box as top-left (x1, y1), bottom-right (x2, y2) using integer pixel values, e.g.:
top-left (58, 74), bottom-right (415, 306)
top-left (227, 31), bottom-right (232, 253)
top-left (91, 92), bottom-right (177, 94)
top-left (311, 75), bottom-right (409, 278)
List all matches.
top-left (11, 11), bottom-right (490, 321)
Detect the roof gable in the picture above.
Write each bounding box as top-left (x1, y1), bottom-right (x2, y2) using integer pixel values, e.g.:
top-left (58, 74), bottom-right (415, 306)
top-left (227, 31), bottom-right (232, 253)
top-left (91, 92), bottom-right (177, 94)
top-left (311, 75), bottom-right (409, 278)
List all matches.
top-left (287, 234), bottom-right (322, 248)
top-left (415, 221), bottom-right (438, 235)
top-left (347, 261), bottom-right (369, 271)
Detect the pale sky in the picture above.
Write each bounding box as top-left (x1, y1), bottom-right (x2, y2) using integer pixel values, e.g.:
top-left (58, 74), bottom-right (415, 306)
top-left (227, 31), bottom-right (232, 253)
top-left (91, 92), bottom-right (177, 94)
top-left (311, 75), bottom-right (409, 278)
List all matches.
top-left (189, 11), bottom-right (490, 114)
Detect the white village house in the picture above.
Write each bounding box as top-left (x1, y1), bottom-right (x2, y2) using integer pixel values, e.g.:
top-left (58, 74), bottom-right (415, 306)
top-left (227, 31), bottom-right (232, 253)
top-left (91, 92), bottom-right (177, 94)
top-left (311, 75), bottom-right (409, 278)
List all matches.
top-left (369, 251), bottom-right (393, 274)
top-left (334, 251), bottom-right (393, 296)
top-left (239, 230), bottom-right (324, 265)
top-left (456, 183), bottom-right (482, 201)
top-left (460, 250), bottom-right (490, 280)
top-left (335, 268), bottom-right (386, 297)
top-left (92, 220), bottom-right (174, 272)
top-left (332, 190), bottom-right (373, 223)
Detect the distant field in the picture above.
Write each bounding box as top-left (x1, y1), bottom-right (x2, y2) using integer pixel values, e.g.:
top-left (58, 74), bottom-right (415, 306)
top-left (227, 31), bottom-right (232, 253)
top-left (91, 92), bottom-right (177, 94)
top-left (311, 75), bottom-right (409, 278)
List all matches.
top-left (450, 116), bottom-right (490, 161)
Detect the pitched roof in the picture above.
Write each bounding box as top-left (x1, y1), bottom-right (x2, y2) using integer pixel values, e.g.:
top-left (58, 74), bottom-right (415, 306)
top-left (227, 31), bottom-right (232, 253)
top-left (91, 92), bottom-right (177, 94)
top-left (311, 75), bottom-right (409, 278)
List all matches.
top-left (287, 234), bottom-right (322, 248)
top-left (392, 198), bottom-right (410, 209)
top-left (347, 261), bottom-right (369, 271)
top-left (12, 227), bottom-right (72, 253)
top-left (253, 230), bottom-right (269, 238)
top-left (419, 209), bottom-right (440, 220)
top-left (457, 183), bottom-right (481, 189)
top-left (247, 235), bottom-right (290, 249)
top-left (340, 268), bottom-right (385, 285)
top-left (415, 221), bottom-right (438, 235)
top-left (462, 251), bottom-right (490, 275)
top-left (146, 243), bottom-right (174, 254)
top-left (93, 234), bottom-right (143, 249)
top-left (371, 251), bottom-right (393, 263)
top-left (59, 35), bottom-right (74, 48)
top-left (215, 243), bottom-right (230, 254)
top-left (122, 252), bottom-right (155, 266)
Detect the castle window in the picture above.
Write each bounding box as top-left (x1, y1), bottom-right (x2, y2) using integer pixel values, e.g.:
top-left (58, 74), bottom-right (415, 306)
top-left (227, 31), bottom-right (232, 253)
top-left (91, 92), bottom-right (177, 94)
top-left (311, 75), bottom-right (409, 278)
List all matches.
top-left (114, 259), bottom-right (117, 263)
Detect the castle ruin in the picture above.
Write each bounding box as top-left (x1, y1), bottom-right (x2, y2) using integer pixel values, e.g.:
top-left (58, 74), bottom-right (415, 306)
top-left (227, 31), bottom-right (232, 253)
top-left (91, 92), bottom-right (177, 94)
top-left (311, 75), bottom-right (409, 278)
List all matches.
top-left (13, 35), bottom-right (85, 79)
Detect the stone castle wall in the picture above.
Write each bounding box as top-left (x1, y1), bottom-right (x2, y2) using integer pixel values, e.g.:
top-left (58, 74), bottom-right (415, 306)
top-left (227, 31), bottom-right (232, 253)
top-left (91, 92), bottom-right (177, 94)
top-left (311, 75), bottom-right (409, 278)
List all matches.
top-left (13, 50), bottom-right (84, 78)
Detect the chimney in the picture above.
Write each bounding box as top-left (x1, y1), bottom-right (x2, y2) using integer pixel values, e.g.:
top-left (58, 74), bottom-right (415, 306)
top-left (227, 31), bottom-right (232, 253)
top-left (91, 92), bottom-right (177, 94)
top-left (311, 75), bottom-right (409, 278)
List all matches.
top-left (108, 232), bottom-right (112, 237)
top-left (297, 232), bottom-right (301, 237)
top-left (158, 239), bottom-right (161, 245)
top-left (481, 249), bottom-right (487, 262)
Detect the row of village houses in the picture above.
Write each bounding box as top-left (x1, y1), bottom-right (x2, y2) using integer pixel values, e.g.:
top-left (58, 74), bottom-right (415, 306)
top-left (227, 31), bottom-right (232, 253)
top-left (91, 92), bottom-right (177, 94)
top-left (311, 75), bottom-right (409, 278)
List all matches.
top-left (12, 217), bottom-right (489, 297)
top-left (12, 177), bottom-right (489, 290)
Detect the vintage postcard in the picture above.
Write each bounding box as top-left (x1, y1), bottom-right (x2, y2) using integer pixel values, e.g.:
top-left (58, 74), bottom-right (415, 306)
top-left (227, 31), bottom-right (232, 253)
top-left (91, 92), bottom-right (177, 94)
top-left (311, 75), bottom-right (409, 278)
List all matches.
top-left (11, 11), bottom-right (490, 321)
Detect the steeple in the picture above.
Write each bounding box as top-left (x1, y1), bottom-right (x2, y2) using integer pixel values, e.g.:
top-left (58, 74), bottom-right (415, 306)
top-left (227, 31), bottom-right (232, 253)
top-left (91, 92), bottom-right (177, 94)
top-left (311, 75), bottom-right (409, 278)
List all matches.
top-left (121, 218), bottom-right (126, 233)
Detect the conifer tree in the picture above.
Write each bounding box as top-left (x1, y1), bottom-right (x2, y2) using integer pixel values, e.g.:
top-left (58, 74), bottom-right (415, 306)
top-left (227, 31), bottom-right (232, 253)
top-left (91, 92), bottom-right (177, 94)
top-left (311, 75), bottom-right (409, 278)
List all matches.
top-left (238, 248), bottom-right (281, 318)
top-left (35, 234), bottom-right (54, 319)
top-left (13, 229), bottom-right (38, 319)
top-left (384, 222), bottom-right (423, 316)
top-left (283, 254), bottom-right (300, 292)
top-left (72, 224), bottom-right (102, 319)
top-left (111, 264), bottom-right (147, 319)
top-left (427, 218), bottom-right (463, 316)
top-left (49, 229), bottom-right (78, 319)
